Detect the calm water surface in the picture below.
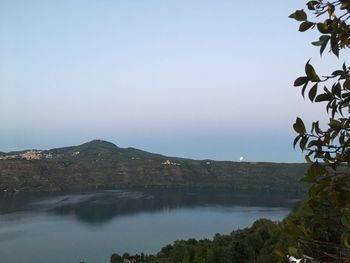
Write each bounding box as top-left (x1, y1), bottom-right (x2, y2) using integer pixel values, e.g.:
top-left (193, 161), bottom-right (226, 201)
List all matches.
top-left (0, 189), bottom-right (299, 263)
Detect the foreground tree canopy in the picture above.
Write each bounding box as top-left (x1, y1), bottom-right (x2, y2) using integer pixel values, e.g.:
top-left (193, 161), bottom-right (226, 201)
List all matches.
top-left (288, 0), bottom-right (350, 261)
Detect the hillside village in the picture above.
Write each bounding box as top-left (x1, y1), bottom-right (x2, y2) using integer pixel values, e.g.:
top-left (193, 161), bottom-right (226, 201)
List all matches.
top-left (0, 150), bottom-right (53, 160)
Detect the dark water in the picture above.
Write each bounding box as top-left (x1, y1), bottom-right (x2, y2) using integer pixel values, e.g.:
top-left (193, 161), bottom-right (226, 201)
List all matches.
top-left (0, 189), bottom-right (299, 263)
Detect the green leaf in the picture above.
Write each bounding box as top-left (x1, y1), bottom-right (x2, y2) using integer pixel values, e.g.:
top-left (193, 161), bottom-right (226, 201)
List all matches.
top-left (301, 83), bottom-right (308, 98)
top-left (307, 139), bottom-right (318, 147)
top-left (299, 21), bottom-right (314, 32)
top-left (314, 121), bottom-right (322, 134)
top-left (313, 35), bottom-right (330, 47)
top-left (305, 62), bottom-right (320, 81)
top-left (344, 79), bottom-right (350, 90)
top-left (320, 35), bottom-right (330, 42)
top-left (317, 22), bottom-right (329, 34)
top-left (329, 119), bottom-right (341, 128)
top-left (332, 83), bottom-right (341, 97)
top-left (307, 1), bottom-right (320, 10)
top-left (293, 117), bottom-right (306, 134)
top-left (309, 84), bottom-right (318, 101)
top-left (315, 93), bottom-right (332, 102)
top-left (312, 40), bottom-right (323, 46)
top-left (314, 35), bottom-right (331, 54)
top-left (320, 37), bottom-right (330, 55)
top-left (300, 136), bottom-right (308, 150)
top-left (289, 10), bottom-right (307, 21)
top-left (331, 33), bottom-right (339, 57)
top-left (332, 70), bottom-right (344, 76)
top-left (293, 134), bottom-right (302, 148)
top-left (294, 77), bottom-right (308, 87)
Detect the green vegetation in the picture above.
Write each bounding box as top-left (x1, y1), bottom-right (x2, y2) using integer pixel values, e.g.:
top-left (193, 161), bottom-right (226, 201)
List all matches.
top-left (285, 0), bottom-right (350, 261)
top-left (109, 218), bottom-right (294, 263)
top-left (0, 140), bottom-right (308, 193)
top-left (107, 201), bottom-right (349, 263)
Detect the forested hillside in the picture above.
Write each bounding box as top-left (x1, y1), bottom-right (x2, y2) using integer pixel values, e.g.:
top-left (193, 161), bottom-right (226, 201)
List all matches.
top-left (0, 140), bottom-right (308, 193)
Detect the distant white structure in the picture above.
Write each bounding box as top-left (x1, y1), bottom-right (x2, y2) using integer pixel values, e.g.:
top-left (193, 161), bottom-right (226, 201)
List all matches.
top-left (239, 156), bottom-right (244, 162)
top-left (162, 160), bottom-right (180, 166)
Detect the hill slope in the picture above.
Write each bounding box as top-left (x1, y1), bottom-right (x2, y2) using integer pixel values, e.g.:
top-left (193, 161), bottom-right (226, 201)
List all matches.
top-left (0, 140), bottom-right (308, 193)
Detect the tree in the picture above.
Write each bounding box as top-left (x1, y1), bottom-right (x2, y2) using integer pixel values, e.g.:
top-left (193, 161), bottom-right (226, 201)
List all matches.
top-left (286, 0), bottom-right (350, 261)
top-left (110, 253), bottom-right (122, 263)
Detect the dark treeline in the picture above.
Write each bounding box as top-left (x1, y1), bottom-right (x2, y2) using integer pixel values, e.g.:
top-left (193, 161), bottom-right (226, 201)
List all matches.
top-left (109, 218), bottom-right (292, 263)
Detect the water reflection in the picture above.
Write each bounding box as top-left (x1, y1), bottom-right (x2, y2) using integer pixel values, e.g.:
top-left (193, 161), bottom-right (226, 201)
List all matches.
top-left (0, 230), bottom-right (25, 243)
top-left (0, 190), bottom-right (302, 225)
top-left (0, 190), bottom-right (300, 263)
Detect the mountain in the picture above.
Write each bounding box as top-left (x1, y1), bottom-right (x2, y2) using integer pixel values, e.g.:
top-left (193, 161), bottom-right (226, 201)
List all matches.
top-left (0, 140), bottom-right (309, 193)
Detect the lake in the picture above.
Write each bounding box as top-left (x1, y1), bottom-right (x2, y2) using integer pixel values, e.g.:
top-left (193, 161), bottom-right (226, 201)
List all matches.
top-left (0, 189), bottom-right (299, 263)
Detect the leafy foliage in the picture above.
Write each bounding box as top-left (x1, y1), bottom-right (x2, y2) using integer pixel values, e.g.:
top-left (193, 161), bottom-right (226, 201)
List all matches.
top-left (288, 0), bottom-right (350, 261)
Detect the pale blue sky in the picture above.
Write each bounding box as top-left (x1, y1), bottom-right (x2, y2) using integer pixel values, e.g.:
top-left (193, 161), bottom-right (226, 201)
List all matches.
top-left (0, 1), bottom-right (341, 162)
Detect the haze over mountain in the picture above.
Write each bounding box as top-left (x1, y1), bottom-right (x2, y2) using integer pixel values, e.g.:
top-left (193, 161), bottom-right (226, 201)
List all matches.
top-left (0, 140), bottom-right (308, 193)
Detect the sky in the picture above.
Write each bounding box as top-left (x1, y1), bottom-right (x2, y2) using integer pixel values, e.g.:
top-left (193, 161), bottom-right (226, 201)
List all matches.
top-left (0, 1), bottom-right (344, 162)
